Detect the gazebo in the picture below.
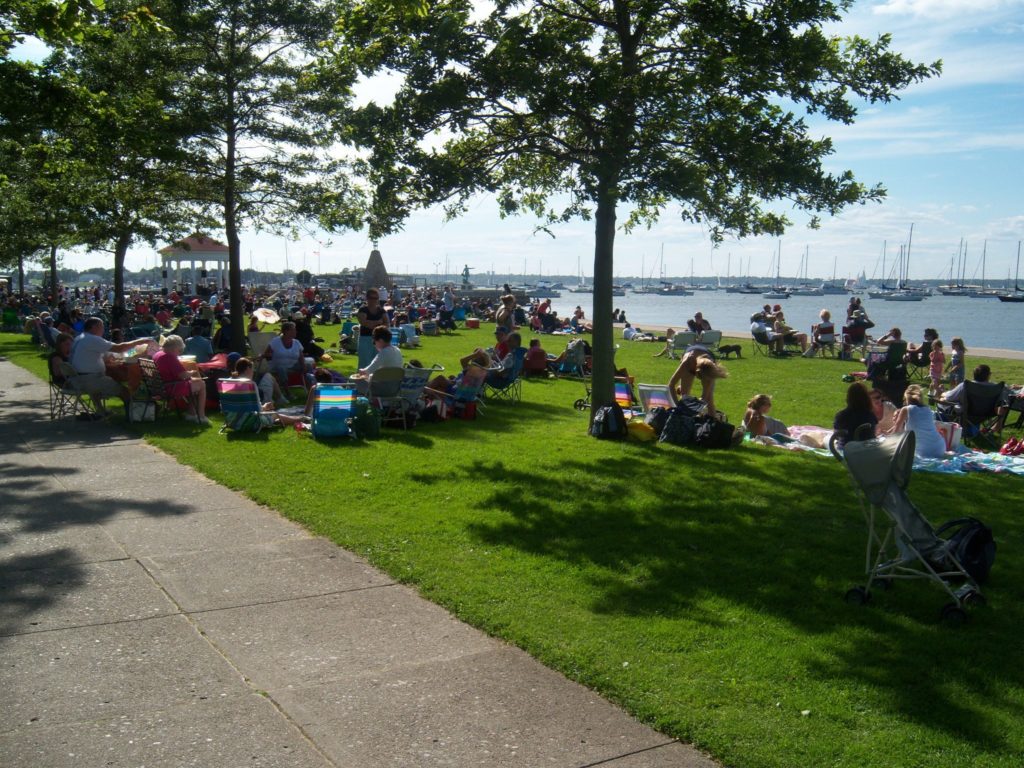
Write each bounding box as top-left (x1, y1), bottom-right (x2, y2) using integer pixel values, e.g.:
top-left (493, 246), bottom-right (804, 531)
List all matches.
top-left (159, 234), bottom-right (231, 295)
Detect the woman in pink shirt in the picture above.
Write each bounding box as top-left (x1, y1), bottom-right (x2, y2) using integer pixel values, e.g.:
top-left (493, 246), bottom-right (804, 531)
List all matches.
top-left (153, 335), bottom-right (210, 425)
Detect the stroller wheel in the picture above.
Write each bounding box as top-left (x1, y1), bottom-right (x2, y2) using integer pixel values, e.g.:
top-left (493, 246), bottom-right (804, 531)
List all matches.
top-left (574, 398), bottom-right (588, 411)
top-left (845, 586), bottom-right (870, 605)
top-left (941, 603), bottom-right (968, 626)
top-left (963, 590), bottom-right (987, 607)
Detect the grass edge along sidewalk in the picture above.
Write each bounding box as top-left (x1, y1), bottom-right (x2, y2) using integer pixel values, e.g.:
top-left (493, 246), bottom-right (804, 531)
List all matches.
top-left (3, 329), bottom-right (1024, 768)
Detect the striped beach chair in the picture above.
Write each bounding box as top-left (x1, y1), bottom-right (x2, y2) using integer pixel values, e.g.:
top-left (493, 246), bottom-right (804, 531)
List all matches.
top-left (311, 384), bottom-right (356, 439)
top-left (637, 383), bottom-right (674, 413)
top-left (218, 378), bottom-right (265, 434)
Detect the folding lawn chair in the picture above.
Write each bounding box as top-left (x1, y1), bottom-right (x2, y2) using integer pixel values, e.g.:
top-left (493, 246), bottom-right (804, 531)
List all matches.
top-left (698, 329), bottom-right (722, 353)
top-left (367, 367), bottom-right (410, 429)
top-left (52, 363), bottom-right (99, 420)
top-left (217, 377), bottom-right (268, 434)
top-left (138, 357), bottom-right (199, 420)
top-left (751, 328), bottom-right (776, 357)
top-left (484, 347), bottom-right (526, 404)
top-left (958, 380), bottom-right (1007, 449)
top-left (399, 323), bottom-right (420, 348)
top-left (310, 383), bottom-right (356, 439)
top-left (614, 377), bottom-right (639, 415)
top-left (669, 331), bottom-right (697, 359)
top-left (637, 383), bottom-right (674, 413)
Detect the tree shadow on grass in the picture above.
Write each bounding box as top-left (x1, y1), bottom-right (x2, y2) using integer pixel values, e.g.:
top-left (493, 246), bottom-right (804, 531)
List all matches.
top-left (458, 449), bottom-right (1024, 752)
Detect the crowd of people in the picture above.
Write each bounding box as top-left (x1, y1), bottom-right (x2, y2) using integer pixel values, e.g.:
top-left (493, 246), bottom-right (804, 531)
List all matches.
top-left (7, 279), bottom-right (1019, 457)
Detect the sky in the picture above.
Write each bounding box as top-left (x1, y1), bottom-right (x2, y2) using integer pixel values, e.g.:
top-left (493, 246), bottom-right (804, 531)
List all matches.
top-left (31, 0), bottom-right (1024, 284)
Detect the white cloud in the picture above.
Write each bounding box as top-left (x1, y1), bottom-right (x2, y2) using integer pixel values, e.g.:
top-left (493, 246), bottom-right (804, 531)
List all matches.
top-left (873, 0), bottom-right (1024, 19)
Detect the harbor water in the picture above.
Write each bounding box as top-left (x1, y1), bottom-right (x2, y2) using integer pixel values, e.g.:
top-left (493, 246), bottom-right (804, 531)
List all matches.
top-left (546, 291), bottom-right (1024, 352)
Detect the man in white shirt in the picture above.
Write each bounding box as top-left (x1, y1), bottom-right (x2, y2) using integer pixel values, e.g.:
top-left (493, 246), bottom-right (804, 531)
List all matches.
top-left (357, 326), bottom-right (403, 376)
top-left (70, 317), bottom-right (147, 412)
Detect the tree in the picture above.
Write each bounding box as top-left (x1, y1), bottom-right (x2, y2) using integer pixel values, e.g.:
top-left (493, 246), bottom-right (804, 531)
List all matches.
top-left (328, 0), bottom-right (938, 412)
top-left (170, 0), bottom-right (363, 351)
top-left (46, 0), bottom-right (208, 316)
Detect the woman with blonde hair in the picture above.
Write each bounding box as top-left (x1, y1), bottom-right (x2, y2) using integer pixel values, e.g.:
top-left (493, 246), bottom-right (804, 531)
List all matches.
top-left (891, 384), bottom-right (947, 458)
top-left (152, 334), bottom-right (209, 425)
top-left (668, 349), bottom-right (727, 417)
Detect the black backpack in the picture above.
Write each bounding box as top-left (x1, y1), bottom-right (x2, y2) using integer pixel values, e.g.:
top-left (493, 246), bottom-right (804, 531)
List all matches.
top-left (659, 406), bottom-right (697, 446)
top-left (936, 517), bottom-right (996, 584)
top-left (694, 416), bottom-right (737, 449)
top-left (644, 406), bottom-right (670, 435)
top-left (590, 403), bottom-right (627, 440)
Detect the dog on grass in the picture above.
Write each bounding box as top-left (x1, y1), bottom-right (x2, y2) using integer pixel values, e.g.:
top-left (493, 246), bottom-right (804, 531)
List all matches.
top-left (718, 344), bottom-right (743, 359)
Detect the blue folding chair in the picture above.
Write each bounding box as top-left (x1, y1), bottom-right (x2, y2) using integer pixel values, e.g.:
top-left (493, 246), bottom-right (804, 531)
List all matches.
top-left (311, 384), bottom-right (356, 439)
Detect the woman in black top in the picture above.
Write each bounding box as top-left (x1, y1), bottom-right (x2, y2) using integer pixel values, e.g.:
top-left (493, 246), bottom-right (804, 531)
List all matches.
top-left (356, 289), bottom-right (388, 369)
top-left (833, 382), bottom-right (878, 448)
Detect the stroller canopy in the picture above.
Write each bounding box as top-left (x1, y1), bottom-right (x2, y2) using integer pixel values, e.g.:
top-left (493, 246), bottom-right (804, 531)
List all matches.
top-left (843, 432), bottom-right (916, 505)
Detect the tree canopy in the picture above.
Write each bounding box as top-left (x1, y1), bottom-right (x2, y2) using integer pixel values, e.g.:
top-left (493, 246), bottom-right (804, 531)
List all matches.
top-left (328, 0), bottom-right (939, 410)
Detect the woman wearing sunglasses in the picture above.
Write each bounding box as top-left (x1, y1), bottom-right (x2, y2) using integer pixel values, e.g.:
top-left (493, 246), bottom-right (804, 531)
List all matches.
top-left (356, 288), bottom-right (389, 369)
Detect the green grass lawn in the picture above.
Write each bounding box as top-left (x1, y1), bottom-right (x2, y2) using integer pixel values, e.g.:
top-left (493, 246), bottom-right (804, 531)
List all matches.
top-left (5, 326), bottom-right (1024, 768)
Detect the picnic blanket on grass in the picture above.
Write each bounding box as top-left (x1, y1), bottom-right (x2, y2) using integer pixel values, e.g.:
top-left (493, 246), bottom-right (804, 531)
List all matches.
top-left (747, 427), bottom-right (1024, 477)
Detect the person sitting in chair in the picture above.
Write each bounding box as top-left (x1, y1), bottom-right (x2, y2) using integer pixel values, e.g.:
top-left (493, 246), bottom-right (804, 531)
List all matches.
top-left (153, 334), bottom-right (210, 425)
top-left (805, 309), bottom-right (836, 357)
top-left (355, 325), bottom-right (403, 377)
top-left (486, 332), bottom-right (523, 387)
top-left (233, 357), bottom-right (305, 427)
top-left (687, 312), bottom-right (712, 334)
top-left (750, 313), bottom-right (784, 355)
top-left (263, 321), bottom-right (310, 395)
top-left (905, 328), bottom-right (938, 367)
top-left (772, 310), bottom-right (808, 353)
top-left (938, 364), bottom-right (1009, 432)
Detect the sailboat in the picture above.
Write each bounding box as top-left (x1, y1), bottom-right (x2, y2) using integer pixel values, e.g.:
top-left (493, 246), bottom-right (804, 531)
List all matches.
top-left (937, 239), bottom-right (968, 296)
top-left (763, 243), bottom-right (789, 299)
top-left (569, 254), bottom-right (593, 293)
top-left (967, 241), bottom-right (1000, 298)
top-left (998, 242), bottom-right (1024, 302)
top-left (790, 246), bottom-right (825, 295)
top-left (867, 241), bottom-right (897, 298)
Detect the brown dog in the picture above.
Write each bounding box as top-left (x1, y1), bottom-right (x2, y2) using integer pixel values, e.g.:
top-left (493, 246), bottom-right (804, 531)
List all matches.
top-left (718, 344), bottom-right (743, 359)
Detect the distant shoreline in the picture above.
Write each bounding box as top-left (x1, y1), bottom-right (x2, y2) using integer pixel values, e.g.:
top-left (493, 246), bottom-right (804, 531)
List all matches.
top-left (610, 323), bottom-right (1024, 362)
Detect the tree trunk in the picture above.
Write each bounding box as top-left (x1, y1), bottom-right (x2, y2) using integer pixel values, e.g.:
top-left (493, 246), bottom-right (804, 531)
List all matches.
top-left (113, 229), bottom-right (132, 311)
top-left (225, 125), bottom-right (246, 354)
top-left (48, 243), bottom-right (58, 304)
top-left (589, 188), bottom-right (618, 416)
top-left (17, 252), bottom-right (25, 296)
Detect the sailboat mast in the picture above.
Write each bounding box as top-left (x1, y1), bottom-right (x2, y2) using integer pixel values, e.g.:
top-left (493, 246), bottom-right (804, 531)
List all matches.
top-left (904, 223), bottom-right (914, 285)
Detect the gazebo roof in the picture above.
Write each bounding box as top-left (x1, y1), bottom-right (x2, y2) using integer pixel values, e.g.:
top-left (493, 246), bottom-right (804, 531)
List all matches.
top-left (159, 234), bottom-right (230, 259)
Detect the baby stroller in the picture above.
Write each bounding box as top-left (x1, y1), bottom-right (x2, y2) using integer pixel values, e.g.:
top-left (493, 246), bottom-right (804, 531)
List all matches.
top-left (833, 431), bottom-right (989, 625)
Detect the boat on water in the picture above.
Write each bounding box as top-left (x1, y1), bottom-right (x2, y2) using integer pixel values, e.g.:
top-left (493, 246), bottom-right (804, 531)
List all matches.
top-left (788, 283), bottom-right (824, 297)
top-left (998, 241), bottom-right (1024, 303)
top-left (724, 282), bottom-right (765, 294)
top-left (763, 289), bottom-right (789, 300)
top-left (821, 281), bottom-right (851, 295)
top-left (882, 290), bottom-right (925, 302)
top-left (656, 281), bottom-right (693, 296)
top-left (568, 284), bottom-right (593, 293)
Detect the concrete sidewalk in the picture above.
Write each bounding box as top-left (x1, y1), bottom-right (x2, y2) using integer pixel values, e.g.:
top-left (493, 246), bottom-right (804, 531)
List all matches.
top-left (0, 360), bottom-right (715, 768)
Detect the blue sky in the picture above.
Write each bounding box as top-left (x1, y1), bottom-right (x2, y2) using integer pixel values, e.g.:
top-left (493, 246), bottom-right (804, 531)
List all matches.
top-left (38, 0), bottom-right (1024, 283)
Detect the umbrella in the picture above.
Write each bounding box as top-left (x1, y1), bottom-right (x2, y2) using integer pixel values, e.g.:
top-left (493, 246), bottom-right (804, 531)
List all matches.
top-left (253, 307), bottom-right (280, 324)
